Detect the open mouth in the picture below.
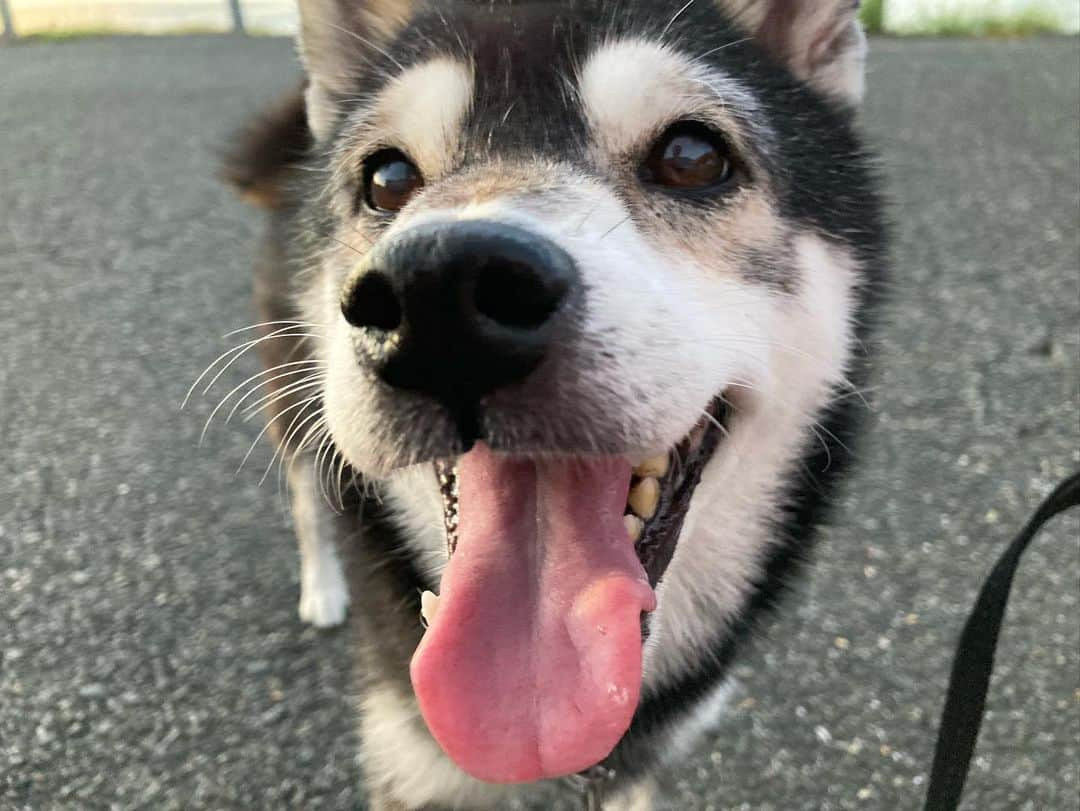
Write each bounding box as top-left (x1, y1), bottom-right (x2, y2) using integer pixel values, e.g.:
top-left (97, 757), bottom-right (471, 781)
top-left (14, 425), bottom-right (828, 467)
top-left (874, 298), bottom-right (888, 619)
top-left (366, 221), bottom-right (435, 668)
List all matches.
top-left (434, 396), bottom-right (732, 589)
top-left (410, 396), bottom-right (733, 785)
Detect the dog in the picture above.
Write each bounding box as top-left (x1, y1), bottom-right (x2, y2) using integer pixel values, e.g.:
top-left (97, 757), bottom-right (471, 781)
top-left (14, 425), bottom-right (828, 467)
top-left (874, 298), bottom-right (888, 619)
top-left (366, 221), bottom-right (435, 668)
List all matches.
top-left (216, 0), bottom-right (886, 807)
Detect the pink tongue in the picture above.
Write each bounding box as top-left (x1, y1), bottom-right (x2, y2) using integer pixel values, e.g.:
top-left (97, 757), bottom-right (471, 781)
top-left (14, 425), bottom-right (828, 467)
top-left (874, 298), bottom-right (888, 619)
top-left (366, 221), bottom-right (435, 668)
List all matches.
top-left (410, 444), bottom-right (655, 784)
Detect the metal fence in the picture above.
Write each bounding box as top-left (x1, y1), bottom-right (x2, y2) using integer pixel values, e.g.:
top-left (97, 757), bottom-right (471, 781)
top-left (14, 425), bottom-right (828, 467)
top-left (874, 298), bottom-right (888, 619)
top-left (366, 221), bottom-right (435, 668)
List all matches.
top-left (1, 0), bottom-right (15, 39)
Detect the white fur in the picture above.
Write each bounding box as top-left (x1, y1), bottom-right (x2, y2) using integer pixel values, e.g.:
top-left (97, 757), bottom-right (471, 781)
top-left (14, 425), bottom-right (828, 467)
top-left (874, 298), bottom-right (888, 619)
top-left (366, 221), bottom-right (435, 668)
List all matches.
top-left (290, 463), bottom-right (350, 627)
top-left (645, 233), bottom-right (859, 685)
top-left (578, 38), bottom-right (765, 160)
top-left (815, 21), bottom-right (868, 104)
top-left (603, 779), bottom-right (658, 811)
top-left (369, 57), bottom-right (474, 176)
top-left (383, 463), bottom-right (448, 586)
top-left (663, 680), bottom-right (735, 762)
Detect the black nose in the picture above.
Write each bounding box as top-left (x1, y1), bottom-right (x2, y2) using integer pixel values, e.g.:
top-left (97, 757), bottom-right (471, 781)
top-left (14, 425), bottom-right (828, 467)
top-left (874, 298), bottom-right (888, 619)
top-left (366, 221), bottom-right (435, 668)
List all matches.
top-left (341, 220), bottom-right (578, 434)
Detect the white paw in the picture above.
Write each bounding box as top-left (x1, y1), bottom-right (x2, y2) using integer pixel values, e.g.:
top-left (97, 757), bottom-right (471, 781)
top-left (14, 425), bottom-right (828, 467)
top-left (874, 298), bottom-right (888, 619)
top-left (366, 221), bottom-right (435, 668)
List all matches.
top-left (298, 564), bottom-right (349, 628)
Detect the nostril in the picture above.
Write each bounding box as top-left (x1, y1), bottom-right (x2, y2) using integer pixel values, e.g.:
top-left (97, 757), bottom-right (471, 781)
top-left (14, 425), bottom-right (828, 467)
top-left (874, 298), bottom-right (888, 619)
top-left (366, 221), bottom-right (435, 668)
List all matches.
top-left (474, 261), bottom-right (566, 330)
top-left (342, 271), bottom-right (402, 331)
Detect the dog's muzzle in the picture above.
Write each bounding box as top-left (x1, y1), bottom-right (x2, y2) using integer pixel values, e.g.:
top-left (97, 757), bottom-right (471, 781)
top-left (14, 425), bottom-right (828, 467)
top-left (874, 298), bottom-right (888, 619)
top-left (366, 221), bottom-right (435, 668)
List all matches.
top-left (340, 220), bottom-right (580, 442)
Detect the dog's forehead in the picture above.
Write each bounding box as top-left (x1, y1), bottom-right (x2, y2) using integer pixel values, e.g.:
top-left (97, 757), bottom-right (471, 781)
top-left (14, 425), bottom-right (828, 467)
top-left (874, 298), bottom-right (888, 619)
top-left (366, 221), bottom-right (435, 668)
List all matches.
top-left (402, 2), bottom-right (590, 156)
top-left (381, 0), bottom-right (752, 160)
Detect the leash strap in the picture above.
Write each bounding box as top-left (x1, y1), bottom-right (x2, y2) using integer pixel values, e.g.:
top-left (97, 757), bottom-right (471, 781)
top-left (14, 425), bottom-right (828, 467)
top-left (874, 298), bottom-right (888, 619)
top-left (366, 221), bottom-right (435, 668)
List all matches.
top-left (922, 470), bottom-right (1080, 811)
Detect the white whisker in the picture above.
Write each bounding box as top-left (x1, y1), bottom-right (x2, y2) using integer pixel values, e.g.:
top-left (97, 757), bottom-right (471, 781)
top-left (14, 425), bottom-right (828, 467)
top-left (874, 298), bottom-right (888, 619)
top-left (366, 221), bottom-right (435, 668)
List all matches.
top-left (313, 434), bottom-right (339, 512)
top-left (294, 416), bottom-right (330, 458)
top-left (223, 320), bottom-right (318, 339)
top-left (241, 375), bottom-right (327, 423)
top-left (691, 37), bottom-right (753, 64)
top-left (277, 414), bottom-right (329, 491)
top-left (700, 408), bottom-right (730, 438)
top-left (260, 405), bottom-right (324, 487)
top-left (225, 364), bottom-right (324, 423)
top-left (662, 0), bottom-right (697, 36)
top-left (236, 396), bottom-right (320, 475)
top-left (199, 361), bottom-right (322, 445)
top-left (199, 331), bottom-right (320, 401)
top-left (182, 326), bottom-right (321, 408)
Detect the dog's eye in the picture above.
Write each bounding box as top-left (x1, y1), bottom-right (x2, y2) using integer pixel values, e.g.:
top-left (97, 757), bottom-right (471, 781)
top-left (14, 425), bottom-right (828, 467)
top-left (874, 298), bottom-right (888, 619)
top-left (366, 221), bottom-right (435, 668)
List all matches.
top-left (363, 149), bottom-right (424, 212)
top-left (640, 123), bottom-right (735, 191)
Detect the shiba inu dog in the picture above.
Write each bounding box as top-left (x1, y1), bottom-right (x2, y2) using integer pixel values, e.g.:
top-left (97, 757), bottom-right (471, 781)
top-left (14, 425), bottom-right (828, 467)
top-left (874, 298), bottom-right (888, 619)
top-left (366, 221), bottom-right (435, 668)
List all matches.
top-left (215, 0), bottom-right (886, 806)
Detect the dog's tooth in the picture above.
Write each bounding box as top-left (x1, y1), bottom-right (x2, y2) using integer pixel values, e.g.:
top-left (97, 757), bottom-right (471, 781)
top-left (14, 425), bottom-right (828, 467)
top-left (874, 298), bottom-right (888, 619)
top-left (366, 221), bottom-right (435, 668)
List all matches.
top-left (634, 454), bottom-right (669, 478)
top-left (623, 514), bottom-right (644, 543)
top-left (628, 477), bottom-right (660, 520)
top-left (420, 590), bottom-right (440, 627)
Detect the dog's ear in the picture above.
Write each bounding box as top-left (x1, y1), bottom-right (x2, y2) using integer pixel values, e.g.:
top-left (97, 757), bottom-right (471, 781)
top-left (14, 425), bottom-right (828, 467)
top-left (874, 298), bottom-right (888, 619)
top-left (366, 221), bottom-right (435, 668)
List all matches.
top-left (222, 87), bottom-right (311, 208)
top-left (721, 0), bottom-right (867, 105)
top-left (298, 0), bottom-right (414, 140)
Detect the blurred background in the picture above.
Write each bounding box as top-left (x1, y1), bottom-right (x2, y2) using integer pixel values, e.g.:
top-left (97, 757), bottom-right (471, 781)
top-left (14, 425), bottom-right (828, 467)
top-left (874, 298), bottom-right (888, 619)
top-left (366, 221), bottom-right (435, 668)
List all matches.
top-left (2, 0), bottom-right (1080, 37)
top-left (1, 2), bottom-right (1078, 810)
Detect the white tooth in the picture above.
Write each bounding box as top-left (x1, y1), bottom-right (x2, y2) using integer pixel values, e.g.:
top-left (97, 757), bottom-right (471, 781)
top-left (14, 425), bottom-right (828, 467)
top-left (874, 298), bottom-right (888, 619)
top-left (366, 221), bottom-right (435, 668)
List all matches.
top-left (628, 477), bottom-right (660, 520)
top-left (420, 590), bottom-right (440, 627)
top-left (634, 454), bottom-right (669, 478)
top-left (623, 514), bottom-right (644, 543)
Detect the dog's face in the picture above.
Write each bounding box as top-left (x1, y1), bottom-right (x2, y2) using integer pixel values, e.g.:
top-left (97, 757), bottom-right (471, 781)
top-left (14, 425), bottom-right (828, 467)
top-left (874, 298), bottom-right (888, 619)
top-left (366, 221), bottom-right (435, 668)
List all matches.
top-left (293, 0), bottom-right (882, 786)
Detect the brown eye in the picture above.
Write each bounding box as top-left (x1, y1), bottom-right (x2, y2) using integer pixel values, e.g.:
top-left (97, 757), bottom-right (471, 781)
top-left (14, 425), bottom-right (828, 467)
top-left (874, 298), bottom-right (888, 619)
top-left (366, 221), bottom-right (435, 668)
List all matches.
top-left (641, 122), bottom-right (735, 191)
top-left (364, 149), bottom-right (424, 212)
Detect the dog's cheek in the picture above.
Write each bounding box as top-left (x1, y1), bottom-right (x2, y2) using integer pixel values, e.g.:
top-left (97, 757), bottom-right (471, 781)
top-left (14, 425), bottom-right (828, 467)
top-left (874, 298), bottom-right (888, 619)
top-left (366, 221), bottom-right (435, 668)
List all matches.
top-left (383, 466), bottom-right (451, 583)
top-left (643, 231), bottom-right (862, 686)
top-left (322, 332), bottom-right (368, 468)
top-left (572, 218), bottom-right (777, 433)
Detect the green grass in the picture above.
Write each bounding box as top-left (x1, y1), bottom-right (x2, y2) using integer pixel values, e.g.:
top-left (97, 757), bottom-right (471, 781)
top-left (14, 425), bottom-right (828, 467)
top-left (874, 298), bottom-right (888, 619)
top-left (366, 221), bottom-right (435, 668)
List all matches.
top-left (860, 1), bottom-right (1071, 38)
top-left (12, 26), bottom-right (272, 43)
top-left (908, 9), bottom-right (1065, 36)
top-left (19, 28), bottom-right (131, 42)
top-left (860, 0), bottom-right (887, 35)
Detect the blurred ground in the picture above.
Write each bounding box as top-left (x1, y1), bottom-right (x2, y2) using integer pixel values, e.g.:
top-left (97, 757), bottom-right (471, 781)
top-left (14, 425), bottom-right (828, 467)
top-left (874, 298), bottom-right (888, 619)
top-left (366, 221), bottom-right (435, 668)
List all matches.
top-left (1, 35), bottom-right (1078, 811)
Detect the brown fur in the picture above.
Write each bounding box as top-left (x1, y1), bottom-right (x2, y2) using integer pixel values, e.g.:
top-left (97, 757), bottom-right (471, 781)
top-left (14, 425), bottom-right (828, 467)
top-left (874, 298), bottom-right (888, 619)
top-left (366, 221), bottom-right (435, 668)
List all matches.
top-left (221, 87), bottom-right (310, 210)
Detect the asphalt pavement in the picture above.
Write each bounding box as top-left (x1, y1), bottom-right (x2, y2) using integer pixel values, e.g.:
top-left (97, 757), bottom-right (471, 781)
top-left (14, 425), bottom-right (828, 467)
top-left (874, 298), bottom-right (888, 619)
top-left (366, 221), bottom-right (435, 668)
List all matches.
top-left (1, 35), bottom-right (1077, 811)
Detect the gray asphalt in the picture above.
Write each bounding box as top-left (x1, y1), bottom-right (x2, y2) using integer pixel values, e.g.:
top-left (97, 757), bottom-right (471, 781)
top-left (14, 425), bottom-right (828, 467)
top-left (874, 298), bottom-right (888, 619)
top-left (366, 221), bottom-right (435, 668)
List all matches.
top-left (1, 35), bottom-right (1077, 811)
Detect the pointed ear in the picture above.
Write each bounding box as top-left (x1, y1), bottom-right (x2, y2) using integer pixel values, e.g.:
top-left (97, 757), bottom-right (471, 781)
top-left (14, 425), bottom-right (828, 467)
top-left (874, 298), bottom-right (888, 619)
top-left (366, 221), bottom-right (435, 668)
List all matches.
top-left (298, 0), bottom-right (414, 141)
top-left (722, 0), bottom-right (868, 105)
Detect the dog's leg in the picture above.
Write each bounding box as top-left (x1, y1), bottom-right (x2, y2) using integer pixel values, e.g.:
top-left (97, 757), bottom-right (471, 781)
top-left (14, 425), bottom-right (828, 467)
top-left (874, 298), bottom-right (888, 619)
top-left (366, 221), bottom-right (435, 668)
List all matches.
top-left (603, 777), bottom-right (657, 811)
top-left (366, 790), bottom-right (406, 811)
top-left (224, 101), bottom-right (354, 627)
top-left (366, 789), bottom-right (442, 811)
top-left (288, 461), bottom-right (350, 628)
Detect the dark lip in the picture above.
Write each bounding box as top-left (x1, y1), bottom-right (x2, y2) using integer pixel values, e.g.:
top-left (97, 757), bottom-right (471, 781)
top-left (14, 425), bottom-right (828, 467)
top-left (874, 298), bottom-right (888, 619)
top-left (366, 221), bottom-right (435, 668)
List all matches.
top-left (432, 394), bottom-right (734, 588)
top-left (634, 396), bottom-right (732, 588)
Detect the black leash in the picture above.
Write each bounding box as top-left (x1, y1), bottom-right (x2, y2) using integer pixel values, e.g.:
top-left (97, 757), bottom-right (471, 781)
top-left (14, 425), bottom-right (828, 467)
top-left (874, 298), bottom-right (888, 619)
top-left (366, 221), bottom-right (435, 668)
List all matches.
top-left (922, 469), bottom-right (1080, 810)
